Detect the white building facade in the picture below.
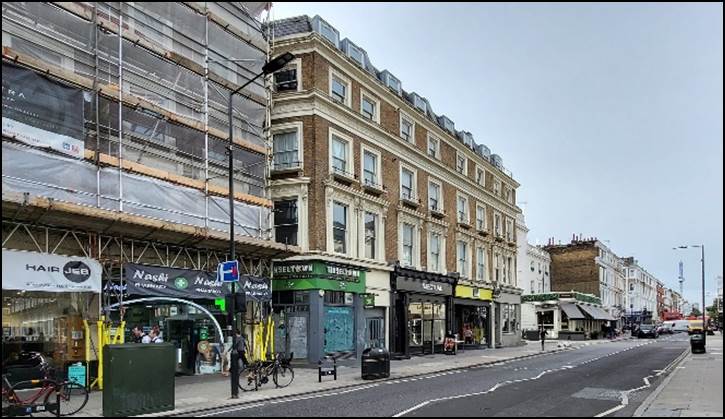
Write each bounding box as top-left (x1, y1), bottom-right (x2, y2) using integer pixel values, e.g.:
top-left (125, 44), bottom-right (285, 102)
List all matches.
top-left (596, 242), bottom-right (626, 324)
top-left (622, 257), bottom-right (659, 323)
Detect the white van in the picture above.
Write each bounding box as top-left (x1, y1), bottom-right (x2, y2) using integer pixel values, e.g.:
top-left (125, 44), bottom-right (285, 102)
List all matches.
top-left (670, 320), bottom-right (690, 333)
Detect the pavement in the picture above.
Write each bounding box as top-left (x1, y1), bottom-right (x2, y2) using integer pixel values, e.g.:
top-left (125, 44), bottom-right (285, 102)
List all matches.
top-left (192, 334), bottom-right (689, 417)
top-left (635, 333), bottom-right (723, 417)
top-left (68, 336), bottom-right (632, 417)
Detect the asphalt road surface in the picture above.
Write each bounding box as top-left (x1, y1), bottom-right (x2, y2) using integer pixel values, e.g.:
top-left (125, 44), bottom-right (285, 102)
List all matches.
top-left (195, 335), bottom-right (690, 417)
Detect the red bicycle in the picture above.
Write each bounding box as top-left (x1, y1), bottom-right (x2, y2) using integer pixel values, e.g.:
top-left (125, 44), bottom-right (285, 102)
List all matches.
top-left (2, 374), bottom-right (88, 417)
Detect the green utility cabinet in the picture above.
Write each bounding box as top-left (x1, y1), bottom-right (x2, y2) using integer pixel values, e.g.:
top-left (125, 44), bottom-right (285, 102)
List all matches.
top-left (103, 343), bottom-right (175, 417)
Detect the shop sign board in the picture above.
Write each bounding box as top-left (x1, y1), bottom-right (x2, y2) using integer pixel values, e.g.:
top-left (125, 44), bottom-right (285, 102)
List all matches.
top-left (67, 363), bottom-right (86, 386)
top-left (2, 249), bottom-right (102, 293)
top-left (455, 285), bottom-right (493, 301)
top-left (273, 261), bottom-right (366, 294)
top-left (396, 277), bottom-right (452, 296)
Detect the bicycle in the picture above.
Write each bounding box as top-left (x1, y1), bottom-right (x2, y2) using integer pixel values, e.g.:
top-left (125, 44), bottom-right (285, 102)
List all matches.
top-left (239, 353), bottom-right (294, 392)
top-left (2, 373), bottom-right (89, 417)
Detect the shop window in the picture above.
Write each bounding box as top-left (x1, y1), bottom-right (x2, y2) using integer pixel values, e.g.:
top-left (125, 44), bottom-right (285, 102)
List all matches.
top-left (274, 199), bottom-right (298, 246)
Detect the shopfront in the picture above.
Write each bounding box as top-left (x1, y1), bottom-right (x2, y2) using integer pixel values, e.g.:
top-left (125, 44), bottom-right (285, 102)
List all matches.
top-left (390, 266), bottom-right (455, 357)
top-left (2, 249), bottom-right (102, 379)
top-left (521, 292), bottom-right (613, 340)
top-left (454, 285), bottom-right (493, 348)
top-left (271, 260), bottom-right (367, 364)
top-left (114, 263), bottom-right (271, 375)
top-left (494, 287), bottom-right (523, 348)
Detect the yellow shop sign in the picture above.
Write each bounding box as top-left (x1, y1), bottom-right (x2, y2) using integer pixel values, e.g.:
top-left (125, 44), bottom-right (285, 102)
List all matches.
top-left (455, 285), bottom-right (493, 301)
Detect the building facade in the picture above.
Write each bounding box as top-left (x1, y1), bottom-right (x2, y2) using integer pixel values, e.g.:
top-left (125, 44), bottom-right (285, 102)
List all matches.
top-left (516, 214), bottom-right (552, 333)
top-left (544, 238), bottom-right (620, 332)
top-left (622, 257), bottom-right (660, 324)
top-left (2, 2), bottom-right (299, 377)
top-left (267, 15), bottom-right (523, 361)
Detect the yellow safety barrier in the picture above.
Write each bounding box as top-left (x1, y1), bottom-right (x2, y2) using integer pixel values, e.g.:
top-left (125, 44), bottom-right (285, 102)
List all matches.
top-left (85, 317), bottom-right (125, 390)
top-left (250, 316), bottom-right (275, 362)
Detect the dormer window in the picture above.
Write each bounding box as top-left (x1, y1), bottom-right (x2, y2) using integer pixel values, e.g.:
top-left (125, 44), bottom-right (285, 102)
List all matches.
top-left (412, 95), bottom-right (427, 113)
top-left (348, 44), bottom-right (365, 66)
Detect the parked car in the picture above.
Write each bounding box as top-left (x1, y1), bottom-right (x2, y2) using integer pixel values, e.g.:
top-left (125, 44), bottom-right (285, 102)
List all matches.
top-left (2, 351), bottom-right (51, 387)
top-left (637, 324), bottom-right (659, 339)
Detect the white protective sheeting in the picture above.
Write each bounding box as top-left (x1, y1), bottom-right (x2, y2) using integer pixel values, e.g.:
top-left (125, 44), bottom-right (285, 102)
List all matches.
top-left (2, 142), bottom-right (268, 238)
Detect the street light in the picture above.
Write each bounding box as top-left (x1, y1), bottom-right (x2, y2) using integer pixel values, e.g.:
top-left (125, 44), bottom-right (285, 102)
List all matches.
top-left (673, 244), bottom-right (706, 346)
top-left (226, 52), bottom-right (294, 399)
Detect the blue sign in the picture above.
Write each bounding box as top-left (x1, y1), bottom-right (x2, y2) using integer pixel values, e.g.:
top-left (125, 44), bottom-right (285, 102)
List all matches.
top-left (218, 261), bottom-right (240, 283)
top-left (68, 363), bottom-right (86, 386)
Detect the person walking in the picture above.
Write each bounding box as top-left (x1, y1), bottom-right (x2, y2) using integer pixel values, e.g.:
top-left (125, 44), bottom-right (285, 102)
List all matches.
top-left (540, 327), bottom-right (547, 351)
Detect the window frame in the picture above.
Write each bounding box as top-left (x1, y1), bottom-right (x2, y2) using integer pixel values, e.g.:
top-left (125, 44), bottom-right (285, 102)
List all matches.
top-left (476, 203), bottom-right (487, 231)
top-left (427, 133), bottom-right (441, 159)
top-left (271, 122), bottom-right (303, 172)
top-left (494, 212), bottom-right (503, 237)
top-left (429, 231), bottom-right (443, 274)
top-left (456, 192), bottom-right (470, 224)
top-left (457, 240), bottom-right (469, 279)
top-left (273, 58), bottom-right (302, 93)
top-left (329, 129), bottom-right (354, 180)
top-left (428, 178), bottom-right (443, 213)
top-left (360, 90), bottom-right (380, 123)
top-left (399, 163), bottom-right (418, 202)
top-left (329, 68), bottom-right (352, 107)
top-left (476, 246), bottom-right (487, 282)
top-left (273, 198), bottom-right (299, 246)
top-left (476, 165), bottom-right (485, 187)
top-left (399, 112), bottom-right (416, 144)
top-left (363, 211), bottom-right (379, 260)
top-left (332, 200), bottom-right (349, 255)
top-left (360, 144), bottom-right (383, 189)
top-left (400, 222), bottom-right (416, 268)
top-left (494, 177), bottom-right (502, 196)
top-left (506, 218), bottom-right (515, 242)
top-left (456, 150), bottom-right (468, 175)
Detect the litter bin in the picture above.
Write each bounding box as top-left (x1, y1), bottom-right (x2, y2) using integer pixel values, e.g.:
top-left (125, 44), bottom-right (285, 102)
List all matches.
top-left (690, 333), bottom-right (706, 354)
top-left (361, 347), bottom-right (390, 380)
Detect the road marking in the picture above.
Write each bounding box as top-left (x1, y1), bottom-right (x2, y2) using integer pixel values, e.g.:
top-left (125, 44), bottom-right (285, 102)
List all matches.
top-left (392, 365), bottom-right (574, 417)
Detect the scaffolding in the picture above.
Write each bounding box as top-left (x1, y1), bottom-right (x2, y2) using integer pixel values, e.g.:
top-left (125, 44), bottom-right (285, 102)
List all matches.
top-left (2, 2), bottom-right (274, 239)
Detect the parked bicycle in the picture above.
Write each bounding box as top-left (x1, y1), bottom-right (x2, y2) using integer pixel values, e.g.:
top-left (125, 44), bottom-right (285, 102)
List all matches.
top-left (2, 371), bottom-right (89, 417)
top-left (239, 353), bottom-right (295, 392)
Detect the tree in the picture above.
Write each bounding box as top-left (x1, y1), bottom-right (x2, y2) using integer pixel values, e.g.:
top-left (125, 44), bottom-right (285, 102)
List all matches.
top-left (689, 307), bottom-right (702, 317)
top-left (707, 305), bottom-right (718, 321)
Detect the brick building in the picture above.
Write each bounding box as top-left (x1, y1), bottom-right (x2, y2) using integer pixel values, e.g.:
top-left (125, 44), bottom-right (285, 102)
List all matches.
top-left (267, 15), bottom-right (523, 362)
top-left (544, 237), bottom-right (622, 332)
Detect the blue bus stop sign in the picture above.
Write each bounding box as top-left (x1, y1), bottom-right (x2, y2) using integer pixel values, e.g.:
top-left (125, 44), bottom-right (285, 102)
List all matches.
top-left (218, 260), bottom-right (240, 283)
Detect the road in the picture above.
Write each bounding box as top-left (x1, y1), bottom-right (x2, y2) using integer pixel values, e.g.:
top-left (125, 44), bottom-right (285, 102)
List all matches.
top-left (194, 335), bottom-right (690, 417)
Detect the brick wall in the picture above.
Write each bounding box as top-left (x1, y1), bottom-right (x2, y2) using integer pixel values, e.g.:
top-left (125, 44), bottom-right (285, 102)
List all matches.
top-left (547, 244), bottom-right (600, 297)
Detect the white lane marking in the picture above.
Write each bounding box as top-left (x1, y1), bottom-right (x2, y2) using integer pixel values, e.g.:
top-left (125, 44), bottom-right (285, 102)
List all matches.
top-left (594, 345), bottom-right (689, 418)
top-left (392, 365), bottom-right (573, 417)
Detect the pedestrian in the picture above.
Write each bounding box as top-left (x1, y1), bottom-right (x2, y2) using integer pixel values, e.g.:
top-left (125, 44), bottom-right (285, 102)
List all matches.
top-left (149, 326), bottom-right (163, 343)
top-left (131, 325), bottom-right (146, 343)
top-left (236, 330), bottom-right (250, 369)
top-left (540, 327), bottom-right (547, 351)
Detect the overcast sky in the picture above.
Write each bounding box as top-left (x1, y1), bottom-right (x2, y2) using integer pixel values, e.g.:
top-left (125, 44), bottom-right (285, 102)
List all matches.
top-left (270, 2), bottom-right (723, 305)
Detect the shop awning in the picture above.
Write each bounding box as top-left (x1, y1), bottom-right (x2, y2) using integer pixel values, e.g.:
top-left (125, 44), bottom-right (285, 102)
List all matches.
top-left (578, 304), bottom-right (611, 320)
top-left (560, 303), bottom-right (586, 320)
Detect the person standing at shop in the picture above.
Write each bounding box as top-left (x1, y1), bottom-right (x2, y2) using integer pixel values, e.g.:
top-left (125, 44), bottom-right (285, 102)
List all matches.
top-left (540, 327), bottom-right (547, 351)
top-left (132, 325), bottom-right (147, 343)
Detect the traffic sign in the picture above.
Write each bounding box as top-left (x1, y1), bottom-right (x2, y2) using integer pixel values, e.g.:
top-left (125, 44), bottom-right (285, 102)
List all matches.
top-left (218, 260), bottom-right (240, 282)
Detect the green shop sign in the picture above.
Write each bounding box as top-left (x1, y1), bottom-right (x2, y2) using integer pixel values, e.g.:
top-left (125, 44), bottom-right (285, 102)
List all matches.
top-left (273, 261), bottom-right (366, 294)
top-left (522, 291), bottom-right (601, 305)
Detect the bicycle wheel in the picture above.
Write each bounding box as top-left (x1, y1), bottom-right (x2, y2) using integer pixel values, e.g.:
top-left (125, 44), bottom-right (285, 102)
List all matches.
top-left (45, 381), bottom-right (88, 416)
top-left (273, 364), bottom-right (294, 388)
top-left (238, 364), bottom-right (258, 392)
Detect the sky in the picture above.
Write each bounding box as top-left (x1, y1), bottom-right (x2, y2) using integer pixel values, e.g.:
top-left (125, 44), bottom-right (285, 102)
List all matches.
top-left (270, 2), bottom-right (724, 305)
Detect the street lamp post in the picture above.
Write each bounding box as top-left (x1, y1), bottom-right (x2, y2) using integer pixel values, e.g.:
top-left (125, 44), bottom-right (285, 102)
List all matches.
top-left (674, 244), bottom-right (706, 346)
top-left (224, 52), bottom-right (294, 398)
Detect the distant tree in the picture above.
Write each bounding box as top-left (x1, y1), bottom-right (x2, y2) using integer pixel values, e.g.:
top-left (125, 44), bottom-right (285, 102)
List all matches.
top-left (689, 307), bottom-right (702, 317)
